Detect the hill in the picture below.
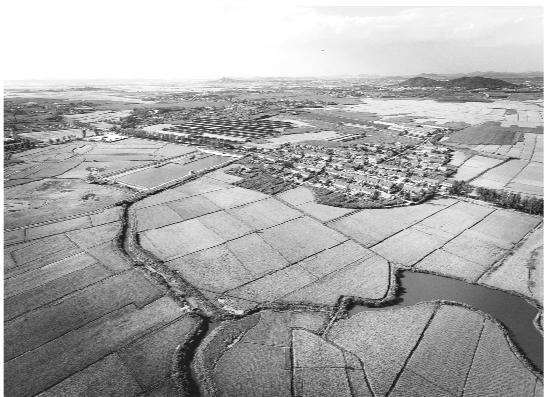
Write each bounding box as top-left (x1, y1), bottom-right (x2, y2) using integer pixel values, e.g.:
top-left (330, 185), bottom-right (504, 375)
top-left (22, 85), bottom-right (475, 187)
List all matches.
top-left (447, 76), bottom-right (520, 89)
top-left (399, 77), bottom-right (443, 87)
top-left (400, 76), bottom-right (520, 89)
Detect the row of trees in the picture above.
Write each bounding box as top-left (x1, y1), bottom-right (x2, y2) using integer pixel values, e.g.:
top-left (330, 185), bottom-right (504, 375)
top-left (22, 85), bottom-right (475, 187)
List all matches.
top-left (449, 180), bottom-right (543, 215)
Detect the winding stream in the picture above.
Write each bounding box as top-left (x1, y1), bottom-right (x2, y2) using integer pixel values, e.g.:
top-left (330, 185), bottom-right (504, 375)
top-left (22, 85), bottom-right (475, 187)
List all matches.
top-left (349, 270), bottom-right (543, 371)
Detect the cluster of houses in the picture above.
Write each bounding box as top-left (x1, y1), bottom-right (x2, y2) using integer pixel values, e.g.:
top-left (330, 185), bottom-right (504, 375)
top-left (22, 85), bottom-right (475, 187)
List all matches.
top-left (243, 141), bottom-right (455, 203)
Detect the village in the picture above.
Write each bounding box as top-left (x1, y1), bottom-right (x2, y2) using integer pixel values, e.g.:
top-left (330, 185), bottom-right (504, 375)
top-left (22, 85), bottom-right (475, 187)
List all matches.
top-left (233, 136), bottom-right (455, 206)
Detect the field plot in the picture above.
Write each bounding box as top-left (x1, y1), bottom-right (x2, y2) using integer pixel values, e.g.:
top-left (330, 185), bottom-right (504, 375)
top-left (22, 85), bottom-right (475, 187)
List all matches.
top-left (283, 255), bottom-right (390, 305)
top-left (4, 208), bottom-right (197, 397)
top-left (114, 154), bottom-right (233, 190)
top-left (58, 160), bottom-right (154, 179)
top-left (339, 98), bottom-right (543, 128)
top-left (454, 155), bottom-right (504, 181)
top-left (64, 109), bottom-right (133, 123)
top-left (415, 249), bottom-right (490, 282)
top-left (12, 160), bottom-right (84, 180)
top-left (328, 303), bottom-right (437, 396)
top-left (470, 209), bottom-right (540, 245)
top-left (5, 178), bottom-right (129, 229)
top-left (19, 128), bottom-right (90, 143)
top-left (276, 186), bottom-right (355, 222)
top-left (292, 330), bottom-right (354, 396)
top-left (328, 198), bottom-right (455, 247)
top-left (117, 163), bottom-right (204, 189)
top-left (140, 218), bottom-right (226, 260)
top-left (520, 133), bottom-right (537, 161)
top-left (531, 134), bottom-right (543, 163)
top-left (153, 143), bottom-right (196, 158)
top-left (390, 305), bottom-right (484, 396)
top-left (295, 201), bottom-right (356, 222)
top-left (227, 198), bottom-right (302, 230)
top-left (447, 122), bottom-right (523, 145)
top-left (480, 226), bottom-right (543, 304)
top-left (373, 228), bottom-right (449, 267)
top-left (166, 195), bottom-right (221, 221)
top-left (418, 201), bottom-right (493, 236)
top-left (441, 230), bottom-right (510, 269)
top-left (193, 310), bottom-right (328, 397)
top-left (195, 304), bottom-right (539, 397)
top-left (198, 211), bottom-right (254, 240)
top-left (102, 137), bottom-right (166, 148)
top-left (226, 234), bottom-right (289, 277)
top-left (168, 245), bottom-right (256, 293)
top-left (472, 159), bottom-right (529, 190)
top-left (84, 147), bottom-right (159, 157)
top-left (276, 186), bottom-right (315, 206)
top-left (4, 208), bottom-right (128, 315)
top-left (259, 217), bottom-right (347, 263)
top-left (203, 186), bottom-right (268, 208)
top-left (135, 178), bottom-right (392, 311)
top-left (463, 320), bottom-right (540, 397)
top-left (506, 161), bottom-right (543, 196)
top-left (135, 205), bottom-right (183, 232)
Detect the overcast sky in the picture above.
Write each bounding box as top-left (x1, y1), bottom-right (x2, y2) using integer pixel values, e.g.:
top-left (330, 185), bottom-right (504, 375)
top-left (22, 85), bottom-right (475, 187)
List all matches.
top-left (3, 3), bottom-right (542, 80)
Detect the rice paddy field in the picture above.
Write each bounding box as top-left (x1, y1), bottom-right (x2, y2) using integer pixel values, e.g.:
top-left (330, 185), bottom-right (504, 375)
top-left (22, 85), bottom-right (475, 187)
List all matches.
top-left (453, 155), bottom-right (504, 181)
top-left (134, 176), bottom-right (391, 310)
top-left (3, 138), bottom-right (218, 228)
top-left (329, 196), bottom-right (542, 291)
top-left (447, 122), bottom-right (525, 145)
top-left (480, 226), bottom-right (543, 304)
top-left (114, 154), bottom-right (232, 190)
top-left (194, 303), bottom-right (542, 397)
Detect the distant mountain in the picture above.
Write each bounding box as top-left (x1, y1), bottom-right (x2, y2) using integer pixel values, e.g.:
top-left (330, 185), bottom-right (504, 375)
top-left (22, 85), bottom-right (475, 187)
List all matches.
top-left (400, 77), bottom-right (444, 87)
top-left (415, 71), bottom-right (542, 81)
top-left (214, 77), bottom-right (250, 83)
top-left (447, 76), bottom-right (520, 89)
top-left (400, 76), bottom-right (520, 89)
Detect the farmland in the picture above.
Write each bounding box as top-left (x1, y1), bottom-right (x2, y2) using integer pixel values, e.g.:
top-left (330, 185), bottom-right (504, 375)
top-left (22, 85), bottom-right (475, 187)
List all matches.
top-left (134, 179), bottom-right (391, 309)
top-left (193, 303), bottom-right (542, 397)
top-left (3, 202), bottom-right (201, 397)
top-left (329, 196), bottom-right (542, 291)
top-left (453, 155), bottom-right (504, 181)
top-left (446, 122), bottom-right (524, 145)
top-left (339, 98), bottom-right (543, 129)
top-left (114, 154), bottom-right (233, 190)
top-left (4, 81), bottom-right (543, 396)
top-left (480, 226), bottom-right (543, 305)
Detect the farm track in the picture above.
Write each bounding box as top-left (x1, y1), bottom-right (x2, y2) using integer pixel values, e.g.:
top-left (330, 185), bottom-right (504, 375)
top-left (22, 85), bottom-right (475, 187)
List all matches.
top-left (465, 157), bottom-right (512, 183)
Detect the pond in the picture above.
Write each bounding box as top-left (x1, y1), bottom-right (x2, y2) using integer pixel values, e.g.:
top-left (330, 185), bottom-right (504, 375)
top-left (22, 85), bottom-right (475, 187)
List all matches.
top-left (349, 270), bottom-right (543, 371)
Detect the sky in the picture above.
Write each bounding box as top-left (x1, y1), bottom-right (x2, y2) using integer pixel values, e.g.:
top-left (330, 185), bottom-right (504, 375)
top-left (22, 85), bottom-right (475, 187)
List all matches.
top-left (3, 3), bottom-right (543, 80)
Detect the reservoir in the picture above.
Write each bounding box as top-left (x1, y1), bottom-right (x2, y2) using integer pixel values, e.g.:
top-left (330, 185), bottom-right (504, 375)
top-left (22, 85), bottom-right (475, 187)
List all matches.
top-left (349, 270), bottom-right (543, 372)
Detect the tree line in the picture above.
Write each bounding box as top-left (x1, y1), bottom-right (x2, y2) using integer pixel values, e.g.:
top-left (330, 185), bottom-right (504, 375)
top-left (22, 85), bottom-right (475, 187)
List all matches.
top-left (449, 180), bottom-right (543, 215)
